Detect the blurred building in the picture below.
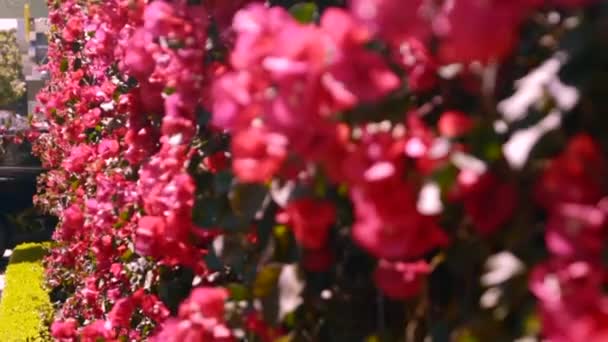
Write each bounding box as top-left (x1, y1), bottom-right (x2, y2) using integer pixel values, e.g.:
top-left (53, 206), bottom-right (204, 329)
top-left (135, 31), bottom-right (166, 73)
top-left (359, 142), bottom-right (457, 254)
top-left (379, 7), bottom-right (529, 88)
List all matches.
top-left (0, 1), bottom-right (48, 116)
top-left (24, 17), bottom-right (48, 116)
top-left (0, 1), bottom-right (47, 19)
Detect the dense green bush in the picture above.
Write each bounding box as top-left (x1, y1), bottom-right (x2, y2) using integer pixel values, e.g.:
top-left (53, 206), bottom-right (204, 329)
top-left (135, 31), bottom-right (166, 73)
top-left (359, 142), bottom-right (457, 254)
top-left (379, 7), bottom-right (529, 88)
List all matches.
top-left (0, 243), bottom-right (52, 342)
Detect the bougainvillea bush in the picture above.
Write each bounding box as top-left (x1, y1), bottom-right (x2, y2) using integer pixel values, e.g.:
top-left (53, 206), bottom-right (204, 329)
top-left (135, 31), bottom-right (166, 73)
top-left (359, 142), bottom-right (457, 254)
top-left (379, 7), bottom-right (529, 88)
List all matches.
top-left (32, 0), bottom-right (608, 340)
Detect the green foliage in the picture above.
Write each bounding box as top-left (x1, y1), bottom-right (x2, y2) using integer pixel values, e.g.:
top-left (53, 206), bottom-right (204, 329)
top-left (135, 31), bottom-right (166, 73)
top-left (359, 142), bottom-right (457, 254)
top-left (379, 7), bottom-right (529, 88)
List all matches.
top-left (0, 30), bottom-right (26, 107)
top-left (0, 243), bottom-right (53, 342)
top-left (289, 2), bottom-right (319, 23)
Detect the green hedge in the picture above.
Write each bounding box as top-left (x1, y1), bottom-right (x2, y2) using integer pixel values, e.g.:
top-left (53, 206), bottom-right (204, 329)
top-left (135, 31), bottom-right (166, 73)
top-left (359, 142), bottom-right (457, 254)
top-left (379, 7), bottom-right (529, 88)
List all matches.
top-left (0, 243), bottom-right (53, 341)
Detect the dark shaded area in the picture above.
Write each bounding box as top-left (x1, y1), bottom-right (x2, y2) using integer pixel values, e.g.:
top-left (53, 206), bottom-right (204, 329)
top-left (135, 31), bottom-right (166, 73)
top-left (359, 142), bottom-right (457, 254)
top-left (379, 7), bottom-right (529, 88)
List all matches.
top-left (0, 253), bottom-right (7, 271)
top-left (158, 267), bottom-right (195, 315)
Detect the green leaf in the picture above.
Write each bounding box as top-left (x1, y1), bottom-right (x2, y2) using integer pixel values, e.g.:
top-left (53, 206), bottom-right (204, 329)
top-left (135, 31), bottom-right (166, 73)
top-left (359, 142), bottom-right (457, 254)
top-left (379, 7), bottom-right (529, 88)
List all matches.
top-left (283, 311), bottom-right (297, 328)
top-left (337, 183), bottom-right (349, 197)
top-left (457, 330), bottom-right (479, 342)
top-left (226, 283), bottom-right (250, 301)
top-left (275, 335), bottom-right (294, 342)
top-left (289, 3), bottom-right (318, 23)
top-left (524, 311), bottom-right (541, 335)
top-left (60, 58), bottom-right (69, 72)
top-left (314, 173), bottom-right (327, 197)
top-left (468, 124), bottom-right (504, 162)
top-left (163, 86), bottom-right (176, 95)
top-left (432, 164), bottom-right (459, 194)
top-left (273, 225), bottom-right (291, 258)
top-left (483, 141), bottom-right (503, 161)
top-left (120, 249), bottom-right (134, 262)
top-left (253, 264), bottom-right (282, 298)
top-left (365, 336), bottom-right (381, 342)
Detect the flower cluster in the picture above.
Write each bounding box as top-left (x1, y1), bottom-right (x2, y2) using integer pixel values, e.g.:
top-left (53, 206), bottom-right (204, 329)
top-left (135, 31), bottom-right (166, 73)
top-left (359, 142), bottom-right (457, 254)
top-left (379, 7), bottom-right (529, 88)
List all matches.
top-left (530, 134), bottom-right (608, 341)
top-left (33, 0), bottom-right (608, 340)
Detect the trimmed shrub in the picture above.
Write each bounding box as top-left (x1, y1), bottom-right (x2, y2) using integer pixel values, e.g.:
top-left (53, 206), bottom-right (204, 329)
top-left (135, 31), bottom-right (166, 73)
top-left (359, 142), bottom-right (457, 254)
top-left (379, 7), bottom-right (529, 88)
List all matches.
top-left (0, 243), bottom-right (52, 342)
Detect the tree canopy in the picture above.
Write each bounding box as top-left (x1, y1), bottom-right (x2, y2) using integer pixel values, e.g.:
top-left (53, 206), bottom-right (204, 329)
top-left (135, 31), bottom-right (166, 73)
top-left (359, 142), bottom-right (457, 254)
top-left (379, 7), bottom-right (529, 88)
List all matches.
top-left (0, 29), bottom-right (25, 107)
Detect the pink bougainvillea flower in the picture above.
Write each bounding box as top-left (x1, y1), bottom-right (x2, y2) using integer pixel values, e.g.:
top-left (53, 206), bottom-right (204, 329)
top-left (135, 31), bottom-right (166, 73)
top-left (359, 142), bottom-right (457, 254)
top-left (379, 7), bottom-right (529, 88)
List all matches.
top-left (211, 71), bottom-right (254, 130)
top-left (395, 38), bottom-right (438, 93)
top-left (438, 110), bottom-right (475, 138)
top-left (206, 0), bottom-right (257, 37)
top-left (108, 297), bottom-right (135, 329)
top-left (178, 287), bottom-right (229, 320)
top-left (339, 129), bottom-right (405, 186)
top-left (143, 1), bottom-right (180, 37)
top-left (456, 171), bottom-right (518, 235)
top-left (530, 259), bottom-right (608, 342)
top-left (321, 8), bottom-right (400, 108)
top-left (80, 320), bottom-right (115, 341)
top-left (324, 47), bottom-right (400, 108)
top-left (151, 287), bottom-right (233, 342)
top-left (231, 4), bottom-right (294, 70)
top-left (284, 198), bottom-right (336, 249)
top-left (135, 216), bottom-right (166, 258)
top-left (51, 319), bottom-right (78, 340)
top-left (433, 0), bottom-right (530, 63)
top-left (535, 134), bottom-right (607, 210)
top-left (203, 151), bottom-right (230, 173)
top-left (59, 204), bottom-right (85, 240)
top-left (231, 126), bottom-right (288, 183)
top-left (351, 184), bottom-right (449, 260)
top-left (349, 0), bottom-right (430, 44)
top-left (97, 138), bottom-right (120, 158)
top-left (123, 29), bottom-right (155, 79)
top-left (62, 144), bottom-right (94, 173)
top-left (530, 259), bottom-right (604, 309)
top-left (62, 17), bottom-right (83, 42)
top-left (545, 202), bottom-right (607, 258)
top-left (374, 259), bottom-right (431, 299)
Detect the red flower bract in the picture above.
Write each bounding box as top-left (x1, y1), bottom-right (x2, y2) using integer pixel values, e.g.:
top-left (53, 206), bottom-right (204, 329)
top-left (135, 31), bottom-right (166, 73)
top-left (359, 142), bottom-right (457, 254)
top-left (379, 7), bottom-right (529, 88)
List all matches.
top-left (231, 127), bottom-right (288, 183)
top-left (351, 184), bottom-right (449, 260)
top-left (456, 171), bottom-right (518, 235)
top-left (135, 216), bottom-right (166, 258)
top-left (284, 198), bottom-right (336, 249)
top-left (535, 134), bottom-right (608, 210)
top-left (433, 0), bottom-right (530, 63)
top-left (374, 259), bottom-right (431, 299)
top-left (152, 287), bottom-right (233, 342)
top-left (438, 110), bottom-right (474, 138)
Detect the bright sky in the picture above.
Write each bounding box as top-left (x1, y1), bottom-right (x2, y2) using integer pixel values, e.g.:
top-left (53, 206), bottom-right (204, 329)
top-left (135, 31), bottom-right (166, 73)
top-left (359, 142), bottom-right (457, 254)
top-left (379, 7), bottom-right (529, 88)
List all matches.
top-left (0, 19), bottom-right (17, 31)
